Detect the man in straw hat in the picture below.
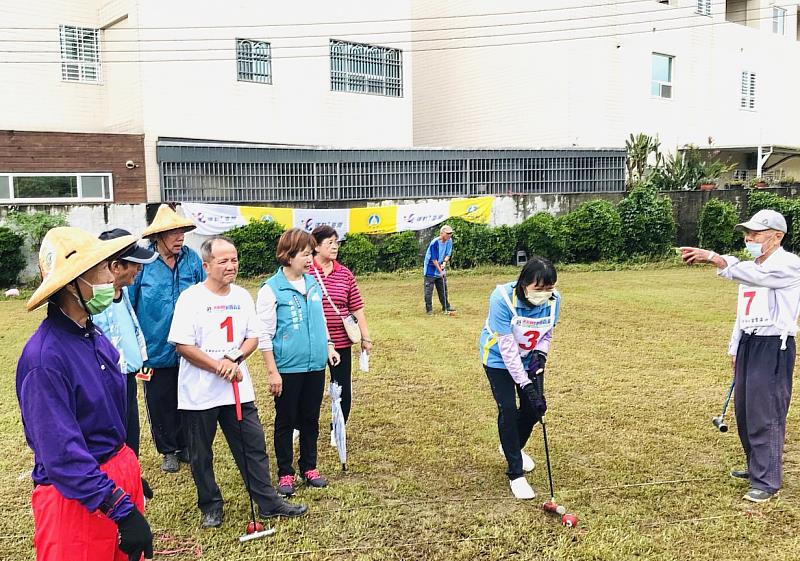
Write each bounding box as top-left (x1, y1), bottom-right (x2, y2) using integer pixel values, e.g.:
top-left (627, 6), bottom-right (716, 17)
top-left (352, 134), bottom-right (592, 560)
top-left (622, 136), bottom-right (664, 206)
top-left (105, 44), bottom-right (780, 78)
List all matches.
top-left (682, 209), bottom-right (800, 503)
top-left (129, 205), bottom-right (205, 473)
top-left (17, 226), bottom-right (153, 560)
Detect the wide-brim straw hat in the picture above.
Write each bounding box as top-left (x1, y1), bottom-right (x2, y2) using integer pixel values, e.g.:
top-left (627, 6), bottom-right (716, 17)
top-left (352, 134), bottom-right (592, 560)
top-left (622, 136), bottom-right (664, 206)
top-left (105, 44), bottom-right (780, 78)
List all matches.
top-left (142, 204), bottom-right (196, 238)
top-left (27, 227), bottom-right (137, 311)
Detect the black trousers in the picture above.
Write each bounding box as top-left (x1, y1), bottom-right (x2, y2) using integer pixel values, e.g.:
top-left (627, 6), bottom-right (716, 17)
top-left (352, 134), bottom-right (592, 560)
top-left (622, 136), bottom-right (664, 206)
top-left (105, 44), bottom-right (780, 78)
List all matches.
top-left (329, 346), bottom-right (353, 425)
top-left (484, 365), bottom-right (539, 479)
top-left (183, 402), bottom-right (283, 515)
top-left (424, 275), bottom-right (451, 312)
top-left (125, 372), bottom-right (140, 457)
top-left (274, 370), bottom-right (325, 477)
top-left (734, 334), bottom-right (795, 494)
top-left (143, 366), bottom-right (186, 455)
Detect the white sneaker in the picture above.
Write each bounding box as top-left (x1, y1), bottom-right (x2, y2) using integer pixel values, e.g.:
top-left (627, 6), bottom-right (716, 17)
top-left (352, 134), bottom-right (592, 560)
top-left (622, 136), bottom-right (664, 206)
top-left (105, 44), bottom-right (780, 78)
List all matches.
top-left (510, 476), bottom-right (536, 499)
top-left (292, 429), bottom-right (300, 442)
top-left (330, 430), bottom-right (336, 447)
top-left (498, 444), bottom-right (535, 472)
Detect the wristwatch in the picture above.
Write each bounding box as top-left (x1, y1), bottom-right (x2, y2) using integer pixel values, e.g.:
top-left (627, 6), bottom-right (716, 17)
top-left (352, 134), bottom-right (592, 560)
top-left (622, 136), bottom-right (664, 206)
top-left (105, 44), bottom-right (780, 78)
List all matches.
top-left (224, 348), bottom-right (244, 363)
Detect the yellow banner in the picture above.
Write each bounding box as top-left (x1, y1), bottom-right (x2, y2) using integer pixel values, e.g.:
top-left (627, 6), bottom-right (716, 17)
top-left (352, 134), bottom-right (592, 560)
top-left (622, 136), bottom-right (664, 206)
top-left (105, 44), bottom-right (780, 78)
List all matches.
top-left (449, 196), bottom-right (493, 224)
top-left (348, 205), bottom-right (398, 235)
top-left (240, 206), bottom-right (293, 229)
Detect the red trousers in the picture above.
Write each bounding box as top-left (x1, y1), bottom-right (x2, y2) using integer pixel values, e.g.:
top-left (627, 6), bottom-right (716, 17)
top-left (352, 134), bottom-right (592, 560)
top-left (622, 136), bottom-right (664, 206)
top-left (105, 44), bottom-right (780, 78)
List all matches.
top-left (31, 445), bottom-right (145, 561)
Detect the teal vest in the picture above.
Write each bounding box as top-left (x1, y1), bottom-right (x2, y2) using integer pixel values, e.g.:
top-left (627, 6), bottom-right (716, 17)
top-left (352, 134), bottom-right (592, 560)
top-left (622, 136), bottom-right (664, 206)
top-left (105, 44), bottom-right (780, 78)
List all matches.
top-left (265, 268), bottom-right (328, 373)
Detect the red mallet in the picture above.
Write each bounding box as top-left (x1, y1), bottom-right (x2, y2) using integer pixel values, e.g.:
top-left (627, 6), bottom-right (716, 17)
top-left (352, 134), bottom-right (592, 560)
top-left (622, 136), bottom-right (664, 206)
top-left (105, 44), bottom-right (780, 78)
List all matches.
top-left (542, 500), bottom-right (566, 516)
top-left (247, 521), bottom-right (265, 534)
top-left (561, 513), bottom-right (578, 528)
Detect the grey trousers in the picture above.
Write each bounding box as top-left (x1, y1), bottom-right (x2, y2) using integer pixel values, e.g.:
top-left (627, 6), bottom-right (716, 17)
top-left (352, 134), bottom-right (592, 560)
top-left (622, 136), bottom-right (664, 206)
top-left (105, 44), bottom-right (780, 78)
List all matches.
top-left (424, 275), bottom-right (451, 312)
top-left (734, 333), bottom-right (795, 494)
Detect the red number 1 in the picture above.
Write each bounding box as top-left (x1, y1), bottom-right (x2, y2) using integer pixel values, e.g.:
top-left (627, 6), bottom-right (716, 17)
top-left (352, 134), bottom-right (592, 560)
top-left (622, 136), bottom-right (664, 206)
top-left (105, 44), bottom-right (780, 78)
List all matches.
top-left (220, 316), bottom-right (233, 342)
top-left (519, 330), bottom-right (540, 351)
top-left (743, 291), bottom-right (756, 315)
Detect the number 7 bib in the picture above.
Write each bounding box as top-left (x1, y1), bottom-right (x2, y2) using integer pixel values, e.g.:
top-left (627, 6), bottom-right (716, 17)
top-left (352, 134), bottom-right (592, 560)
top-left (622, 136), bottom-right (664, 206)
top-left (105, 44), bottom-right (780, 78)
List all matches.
top-left (737, 284), bottom-right (771, 329)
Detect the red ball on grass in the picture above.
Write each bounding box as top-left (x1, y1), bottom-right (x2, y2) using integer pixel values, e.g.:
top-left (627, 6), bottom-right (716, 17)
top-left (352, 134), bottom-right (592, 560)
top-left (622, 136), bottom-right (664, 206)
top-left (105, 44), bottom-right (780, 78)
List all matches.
top-left (561, 514), bottom-right (578, 528)
top-left (247, 521), bottom-right (265, 534)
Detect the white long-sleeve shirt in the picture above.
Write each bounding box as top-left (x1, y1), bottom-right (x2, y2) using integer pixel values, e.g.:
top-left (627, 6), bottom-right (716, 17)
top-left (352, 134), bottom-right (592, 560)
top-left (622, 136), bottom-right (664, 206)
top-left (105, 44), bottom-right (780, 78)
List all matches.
top-left (718, 247), bottom-right (800, 355)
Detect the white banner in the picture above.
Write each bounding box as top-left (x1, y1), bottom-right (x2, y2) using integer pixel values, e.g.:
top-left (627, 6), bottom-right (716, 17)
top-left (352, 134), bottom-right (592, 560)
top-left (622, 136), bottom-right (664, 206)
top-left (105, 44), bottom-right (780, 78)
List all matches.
top-left (395, 201), bottom-right (450, 232)
top-left (181, 203), bottom-right (248, 236)
top-left (292, 208), bottom-right (350, 239)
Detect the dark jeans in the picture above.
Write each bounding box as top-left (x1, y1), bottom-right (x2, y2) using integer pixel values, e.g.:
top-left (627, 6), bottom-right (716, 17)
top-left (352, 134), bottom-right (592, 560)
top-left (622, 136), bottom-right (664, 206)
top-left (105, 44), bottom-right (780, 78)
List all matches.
top-left (330, 346), bottom-right (353, 425)
top-left (125, 372), bottom-right (140, 457)
top-left (274, 370), bottom-right (325, 477)
top-left (183, 402), bottom-right (283, 515)
top-left (424, 275), bottom-right (451, 312)
top-left (734, 334), bottom-right (795, 494)
top-left (484, 365), bottom-right (539, 479)
top-left (143, 366), bottom-right (186, 455)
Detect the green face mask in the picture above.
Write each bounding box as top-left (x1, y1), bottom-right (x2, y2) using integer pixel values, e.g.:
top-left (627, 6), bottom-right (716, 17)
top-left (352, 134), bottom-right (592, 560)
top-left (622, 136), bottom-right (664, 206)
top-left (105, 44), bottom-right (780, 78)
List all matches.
top-left (77, 277), bottom-right (115, 314)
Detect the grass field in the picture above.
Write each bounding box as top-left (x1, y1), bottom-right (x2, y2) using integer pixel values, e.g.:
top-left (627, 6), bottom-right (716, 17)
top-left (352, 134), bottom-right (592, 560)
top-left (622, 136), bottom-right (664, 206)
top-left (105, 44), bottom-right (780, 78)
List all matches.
top-left (1, 266), bottom-right (799, 561)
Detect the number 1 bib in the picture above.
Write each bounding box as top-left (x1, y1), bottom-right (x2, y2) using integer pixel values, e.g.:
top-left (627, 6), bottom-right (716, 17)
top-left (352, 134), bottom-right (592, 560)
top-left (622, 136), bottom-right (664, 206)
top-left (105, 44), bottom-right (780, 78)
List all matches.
top-left (737, 284), bottom-right (771, 329)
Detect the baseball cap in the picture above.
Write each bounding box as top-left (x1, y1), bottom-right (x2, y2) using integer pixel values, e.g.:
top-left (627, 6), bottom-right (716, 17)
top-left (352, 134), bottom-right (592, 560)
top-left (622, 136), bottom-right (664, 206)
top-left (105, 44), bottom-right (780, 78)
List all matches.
top-left (734, 209), bottom-right (787, 234)
top-left (441, 225), bottom-right (454, 234)
top-left (99, 228), bottom-right (158, 264)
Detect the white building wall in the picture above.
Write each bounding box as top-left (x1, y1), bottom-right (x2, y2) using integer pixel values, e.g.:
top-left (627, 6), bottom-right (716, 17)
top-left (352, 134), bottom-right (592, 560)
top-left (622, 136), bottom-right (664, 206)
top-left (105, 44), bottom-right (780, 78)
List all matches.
top-left (412, 0), bottom-right (800, 153)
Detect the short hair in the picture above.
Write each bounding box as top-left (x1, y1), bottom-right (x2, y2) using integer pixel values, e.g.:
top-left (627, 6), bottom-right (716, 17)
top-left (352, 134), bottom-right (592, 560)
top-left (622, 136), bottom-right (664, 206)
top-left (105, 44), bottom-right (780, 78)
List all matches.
top-left (515, 256), bottom-right (557, 305)
top-left (311, 225), bottom-right (338, 252)
top-left (276, 228), bottom-right (313, 266)
top-left (200, 235), bottom-right (236, 263)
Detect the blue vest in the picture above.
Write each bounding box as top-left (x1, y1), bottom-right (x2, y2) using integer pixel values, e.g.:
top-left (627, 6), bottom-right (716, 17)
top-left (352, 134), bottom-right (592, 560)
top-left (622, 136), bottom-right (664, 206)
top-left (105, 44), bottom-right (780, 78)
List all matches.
top-left (265, 268), bottom-right (328, 374)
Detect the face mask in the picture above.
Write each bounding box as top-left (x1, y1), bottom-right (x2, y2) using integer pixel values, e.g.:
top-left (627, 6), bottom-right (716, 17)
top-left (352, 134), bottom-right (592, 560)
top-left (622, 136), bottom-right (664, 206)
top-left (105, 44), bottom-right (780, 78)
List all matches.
top-left (745, 242), bottom-right (763, 259)
top-left (526, 290), bottom-right (553, 306)
top-left (77, 277), bottom-right (115, 314)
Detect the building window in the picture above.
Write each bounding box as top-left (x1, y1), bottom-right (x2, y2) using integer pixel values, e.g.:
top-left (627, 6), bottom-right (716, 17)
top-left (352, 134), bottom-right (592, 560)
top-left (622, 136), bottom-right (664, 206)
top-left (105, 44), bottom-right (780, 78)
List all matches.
top-left (0, 173), bottom-right (113, 202)
top-left (330, 39), bottom-right (403, 97)
top-left (696, 0), bottom-right (711, 16)
top-left (59, 25), bottom-right (101, 83)
top-left (651, 53), bottom-right (673, 99)
top-left (236, 39), bottom-right (272, 84)
top-left (740, 71), bottom-right (756, 110)
top-left (773, 6), bottom-right (786, 34)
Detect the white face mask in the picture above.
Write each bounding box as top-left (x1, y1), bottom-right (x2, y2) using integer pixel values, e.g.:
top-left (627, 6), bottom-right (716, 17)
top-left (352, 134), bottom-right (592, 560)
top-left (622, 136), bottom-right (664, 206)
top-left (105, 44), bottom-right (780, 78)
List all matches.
top-left (745, 242), bottom-right (763, 259)
top-left (526, 290), bottom-right (553, 306)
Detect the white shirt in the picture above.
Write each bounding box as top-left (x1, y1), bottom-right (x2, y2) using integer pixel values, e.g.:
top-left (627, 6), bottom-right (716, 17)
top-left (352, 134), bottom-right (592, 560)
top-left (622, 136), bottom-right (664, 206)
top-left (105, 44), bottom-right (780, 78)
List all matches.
top-left (168, 282), bottom-right (259, 410)
top-left (718, 247), bottom-right (800, 355)
top-left (256, 277), bottom-right (307, 352)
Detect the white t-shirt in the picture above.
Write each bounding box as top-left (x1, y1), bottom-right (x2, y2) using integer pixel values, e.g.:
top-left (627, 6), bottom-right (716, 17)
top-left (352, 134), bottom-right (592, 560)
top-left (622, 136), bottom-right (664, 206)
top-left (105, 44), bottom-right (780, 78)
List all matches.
top-left (168, 282), bottom-right (259, 410)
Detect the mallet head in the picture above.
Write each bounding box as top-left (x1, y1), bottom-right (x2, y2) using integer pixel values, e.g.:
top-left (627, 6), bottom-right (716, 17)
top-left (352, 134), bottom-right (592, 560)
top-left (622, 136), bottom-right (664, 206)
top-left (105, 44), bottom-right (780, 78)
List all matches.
top-left (712, 416), bottom-right (729, 433)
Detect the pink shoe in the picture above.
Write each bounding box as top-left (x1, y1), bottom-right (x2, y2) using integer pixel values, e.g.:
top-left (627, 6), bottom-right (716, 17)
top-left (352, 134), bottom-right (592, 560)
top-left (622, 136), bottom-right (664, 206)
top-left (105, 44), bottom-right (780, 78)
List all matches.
top-left (277, 474), bottom-right (295, 496)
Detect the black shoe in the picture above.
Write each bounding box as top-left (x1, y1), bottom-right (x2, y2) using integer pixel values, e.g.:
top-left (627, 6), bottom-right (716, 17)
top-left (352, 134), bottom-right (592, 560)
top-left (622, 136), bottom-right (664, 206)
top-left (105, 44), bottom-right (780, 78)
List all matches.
top-left (161, 453), bottom-right (179, 473)
top-left (260, 500), bottom-right (308, 519)
top-left (201, 508), bottom-right (224, 528)
top-left (426, 310), bottom-right (434, 316)
top-left (176, 449), bottom-right (190, 464)
top-left (730, 468), bottom-right (750, 479)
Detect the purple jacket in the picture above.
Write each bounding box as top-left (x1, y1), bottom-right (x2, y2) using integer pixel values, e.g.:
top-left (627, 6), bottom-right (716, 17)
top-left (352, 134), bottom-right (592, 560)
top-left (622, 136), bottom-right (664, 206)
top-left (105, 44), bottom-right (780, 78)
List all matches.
top-left (16, 304), bottom-right (134, 521)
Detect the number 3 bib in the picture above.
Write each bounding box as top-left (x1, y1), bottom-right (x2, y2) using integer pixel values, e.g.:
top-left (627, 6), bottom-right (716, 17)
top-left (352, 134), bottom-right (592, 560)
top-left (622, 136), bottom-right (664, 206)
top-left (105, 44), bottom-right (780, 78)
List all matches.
top-left (499, 286), bottom-right (556, 357)
top-left (737, 284), bottom-right (772, 329)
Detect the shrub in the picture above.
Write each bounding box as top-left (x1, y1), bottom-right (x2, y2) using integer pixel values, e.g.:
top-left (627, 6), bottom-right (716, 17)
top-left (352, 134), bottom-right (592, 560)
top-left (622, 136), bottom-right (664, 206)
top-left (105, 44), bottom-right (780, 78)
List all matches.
top-left (747, 191), bottom-right (800, 252)
top-left (618, 185), bottom-right (676, 258)
top-left (561, 200), bottom-right (622, 262)
top-left (6, 210), bottom-right (68, 249)
top-left (517, 212), bottom-right (566, 263)
top-left (445, 218), bottom-right (494, 269)
top-left (488, 225), bottom-right (520, 266)
top-left (378, 231), bottom-right (419, 272)
top-left (226, 219), bottom-right (286, 278)
top-left (0, 227), bottom-right (24, 287)
top-left (698, 199), bottom-right (739, 254)
top-left (338, 233), bottom-right (378, 275)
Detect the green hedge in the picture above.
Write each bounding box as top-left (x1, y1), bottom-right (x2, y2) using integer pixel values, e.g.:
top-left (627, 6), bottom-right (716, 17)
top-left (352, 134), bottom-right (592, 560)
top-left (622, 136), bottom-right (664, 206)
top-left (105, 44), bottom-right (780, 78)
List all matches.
top-left (226, 219), bottom-right (285, 278)
top-left (0, 227), bottom-right (24, 287)
top-left (517, 212), bottom-right (565, 263)
top-left (698, 199), bottom-right (739, 254)
top-left (562, 200), bottom-right (622, 262)
top-left (618, 185), bottom-right (676, 258)
top-left (378, 231), bottom-right (419, 271)
top-left (747, 191), bottom-right (800, 252)
top-left (338, 233), bottom-right (378, 275)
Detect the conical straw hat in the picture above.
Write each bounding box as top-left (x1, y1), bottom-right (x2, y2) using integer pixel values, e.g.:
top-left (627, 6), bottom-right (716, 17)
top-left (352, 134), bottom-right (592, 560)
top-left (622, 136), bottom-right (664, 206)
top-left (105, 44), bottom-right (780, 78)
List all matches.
top-left (27, 227), bottom-right (137, 311)
top-left (142, 204), bottom-right (196, 237)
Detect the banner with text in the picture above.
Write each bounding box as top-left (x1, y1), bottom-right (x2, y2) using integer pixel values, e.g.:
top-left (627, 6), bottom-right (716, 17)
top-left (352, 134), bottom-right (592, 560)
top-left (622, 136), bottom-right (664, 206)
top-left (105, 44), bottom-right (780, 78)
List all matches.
top-left (181, 196), bottom-right (493, 237)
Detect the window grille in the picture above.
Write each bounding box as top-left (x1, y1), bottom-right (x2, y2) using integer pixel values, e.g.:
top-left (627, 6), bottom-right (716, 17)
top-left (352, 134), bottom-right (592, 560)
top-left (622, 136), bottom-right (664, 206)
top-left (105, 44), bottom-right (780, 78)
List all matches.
top-left (740, 71), bottom-right (756, 110)
top-left (651, 53), bottom-right (674, 99)
top-left (59, 25), bottom-right (100, 83)
top-left (236, 39), bottom-right (272, 84)
top-left (330, 39), bottom-right (403, 97)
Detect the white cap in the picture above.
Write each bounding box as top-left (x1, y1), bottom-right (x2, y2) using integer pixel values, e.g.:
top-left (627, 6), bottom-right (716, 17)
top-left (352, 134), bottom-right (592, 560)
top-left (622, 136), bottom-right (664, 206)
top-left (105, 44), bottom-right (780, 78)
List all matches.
top-left (735, 209), bottom-right (787, 233)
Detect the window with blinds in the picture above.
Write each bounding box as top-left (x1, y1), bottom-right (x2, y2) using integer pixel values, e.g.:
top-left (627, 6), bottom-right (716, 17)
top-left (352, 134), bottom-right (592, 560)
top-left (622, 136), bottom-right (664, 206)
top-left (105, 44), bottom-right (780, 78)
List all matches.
top-left (740, 72), bottom-right (756, 110)
top-left (59, 25), bottom-right (101, 83)
top-left (696, 0), bottom-right (711, 16)
top-left (236, 39), bottom-right (272, 84)
top-left (330, 39), bottom-right (403, 97)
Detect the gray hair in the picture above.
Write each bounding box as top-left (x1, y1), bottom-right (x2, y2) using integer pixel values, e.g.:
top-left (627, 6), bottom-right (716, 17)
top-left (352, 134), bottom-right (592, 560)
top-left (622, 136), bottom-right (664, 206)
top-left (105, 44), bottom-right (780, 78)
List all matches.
top-left (200, 235), bottom-right (236, 263)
